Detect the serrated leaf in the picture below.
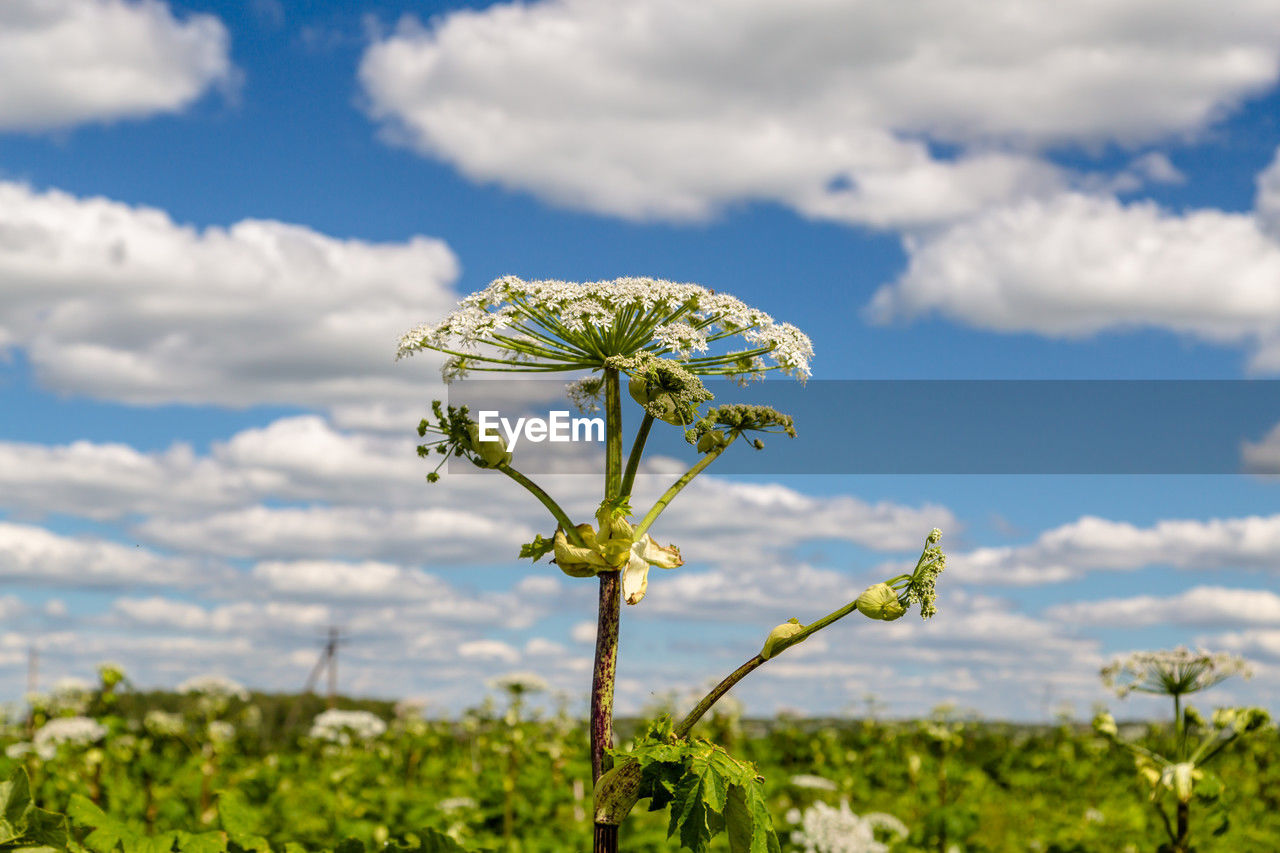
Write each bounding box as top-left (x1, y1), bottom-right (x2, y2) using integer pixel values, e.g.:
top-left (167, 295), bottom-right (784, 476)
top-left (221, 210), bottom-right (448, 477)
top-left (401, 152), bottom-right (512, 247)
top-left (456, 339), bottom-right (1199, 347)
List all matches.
top-left (0, 768), bottom-right (32, 832)
top-left (177, 830), bottom-right (232, 853)
top-left (724, 784), bottom-right (780, 853)
top-left (68, 795), bottom-right (134, 853)
top-left (21, 808), bottom-right (68, 849)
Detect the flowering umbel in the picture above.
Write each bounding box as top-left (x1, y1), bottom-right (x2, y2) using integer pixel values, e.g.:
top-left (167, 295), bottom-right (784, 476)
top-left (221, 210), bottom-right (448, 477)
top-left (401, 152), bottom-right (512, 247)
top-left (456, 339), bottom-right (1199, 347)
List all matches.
top-left (1101, 648), bottom-right (1251, 698)
top-left (398, 275), bottom-right (813, 382)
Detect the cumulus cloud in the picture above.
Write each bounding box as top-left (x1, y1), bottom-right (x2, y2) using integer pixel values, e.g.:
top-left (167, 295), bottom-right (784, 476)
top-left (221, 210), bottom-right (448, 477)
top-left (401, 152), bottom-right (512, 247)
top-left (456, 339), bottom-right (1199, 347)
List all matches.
top-left (0, 0), bottom-right (233, 131)
top-left (0, 182), bottom-right (458, 409)
top-left (136, 505), bottom-right (534, 563)
top-left (358, 0), bottom-right (1280, 226)
top-left (0, 521), bottom-right (217, 588)
top-left (1047, 585), bottom-right (1280, 627)
top-left (870, 146), bottom-right (1280, 371)
top-left (950, 513), bottom-right (1280, 585)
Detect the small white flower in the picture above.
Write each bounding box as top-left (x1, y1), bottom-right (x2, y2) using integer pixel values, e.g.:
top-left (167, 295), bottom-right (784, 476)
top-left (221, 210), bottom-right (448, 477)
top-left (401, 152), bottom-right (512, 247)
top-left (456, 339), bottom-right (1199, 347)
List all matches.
top-left (206, 721), bottom-right (236, 744)
top-left (790, 800), bottom-right (908, 853)
top-left (177, 674), bottom-right (250, 701)
top-left (33, 716), bottom-right (106, 759)
top-left (144, 710), bottom-right (185, 737)
top-left (789, 774), bottom-right (838, 791)
top-left (486, 672), bottom-right (550, 695)
top-left (309, 709), bottom-right (387, 745)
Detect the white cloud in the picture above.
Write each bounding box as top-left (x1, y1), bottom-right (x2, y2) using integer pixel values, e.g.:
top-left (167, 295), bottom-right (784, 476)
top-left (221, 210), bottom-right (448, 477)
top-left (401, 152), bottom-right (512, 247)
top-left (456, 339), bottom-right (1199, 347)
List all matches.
top-left (635, 477), bottom-right (956, 563)
top-left (1047, 585), bottom-right (1280, 627)
top-left (359, 0), bottom-right (1280, 226)
top-left (0, 182), bottom-right (458, 409)
top-left (0, 521), bottom-right (214, 588)
top-left (870, 146), bottom-right (1280, 371)
top-left (951, 513), bottom-right (1280, 586)
top-left (1242, 420), bottom-right (1280, 473)
top-left (136, 505), bottom-right (533, 563)
top-left (0, 0), bottom-right (233, 131)
top-left (1257, 148), bottom-right (1280, 240)
top-left (457, 639), bottom-right (520, 663)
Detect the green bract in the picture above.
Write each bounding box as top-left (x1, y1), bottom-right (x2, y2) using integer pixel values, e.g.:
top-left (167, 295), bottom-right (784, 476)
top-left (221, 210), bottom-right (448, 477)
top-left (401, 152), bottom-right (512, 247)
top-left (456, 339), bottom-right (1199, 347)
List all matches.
top-left (854, 583), bottom-right (907, 621)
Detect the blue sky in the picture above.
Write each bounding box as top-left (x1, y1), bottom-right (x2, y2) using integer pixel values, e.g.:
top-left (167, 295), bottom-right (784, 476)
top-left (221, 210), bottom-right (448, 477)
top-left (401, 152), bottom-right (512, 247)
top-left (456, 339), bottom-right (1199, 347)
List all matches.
top-left (2, 0), bottom-right (1280, 721)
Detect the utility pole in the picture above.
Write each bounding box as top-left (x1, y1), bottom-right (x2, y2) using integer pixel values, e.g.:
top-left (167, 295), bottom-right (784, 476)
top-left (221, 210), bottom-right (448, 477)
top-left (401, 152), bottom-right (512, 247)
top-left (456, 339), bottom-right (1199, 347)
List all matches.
top-left (284, 627), bottom-right (345, 733)
top-left (25, 646), bottom-right (37, 734)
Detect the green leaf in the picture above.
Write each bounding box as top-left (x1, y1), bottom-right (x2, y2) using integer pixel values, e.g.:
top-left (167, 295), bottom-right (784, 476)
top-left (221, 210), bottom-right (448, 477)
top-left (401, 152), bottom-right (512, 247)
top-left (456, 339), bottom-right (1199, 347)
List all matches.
top-left (518, 533), bottom-right (555, 561)
top-left (20, 808), bottom-right (68, 850)
top-left (723, 784), bottom-right (780, 853)
top-left (67, 795), bottom-right (135, 853)
top-left (0, 768), bottom-right (33, 833)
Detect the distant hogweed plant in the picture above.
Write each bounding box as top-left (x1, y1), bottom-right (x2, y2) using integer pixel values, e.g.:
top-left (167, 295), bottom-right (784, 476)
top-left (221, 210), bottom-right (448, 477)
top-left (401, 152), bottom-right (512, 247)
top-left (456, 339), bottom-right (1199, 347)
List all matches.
top-left (400, 276), bottom-right (946, 853)
top-left (1094, 648), bottom-right (1269, 853)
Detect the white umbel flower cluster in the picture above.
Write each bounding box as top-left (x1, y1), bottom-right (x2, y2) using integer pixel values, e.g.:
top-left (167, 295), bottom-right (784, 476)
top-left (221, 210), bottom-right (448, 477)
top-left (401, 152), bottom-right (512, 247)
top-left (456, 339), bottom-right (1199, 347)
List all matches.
top-left (398, 275), bottom-right (813, 381)
top-left (788, 801), bottom-right (908, 853)
top-left (1101, 647), bottom-right (1251, 698)
top-left (309, 709), bottom-right (387, 745)
top-left (177, 674), bottom-right (250, 701)
top-left (32, 716), bottom-right (107, 759)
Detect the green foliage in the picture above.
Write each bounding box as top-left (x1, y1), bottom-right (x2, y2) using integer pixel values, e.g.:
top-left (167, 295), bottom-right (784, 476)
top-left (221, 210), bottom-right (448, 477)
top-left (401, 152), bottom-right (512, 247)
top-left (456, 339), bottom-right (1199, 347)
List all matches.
top-left (517, 534), bottom-right (555, 562)
top-left (617, 718), bottom-right (780, 853)
top-left (0, 767), bottom-right (68, 851)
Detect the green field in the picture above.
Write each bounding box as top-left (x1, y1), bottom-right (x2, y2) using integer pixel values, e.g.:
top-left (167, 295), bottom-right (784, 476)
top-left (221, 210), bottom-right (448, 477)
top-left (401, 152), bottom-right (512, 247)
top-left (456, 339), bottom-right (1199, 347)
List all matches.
top-left (5, 679), bottom-right (1277, 853)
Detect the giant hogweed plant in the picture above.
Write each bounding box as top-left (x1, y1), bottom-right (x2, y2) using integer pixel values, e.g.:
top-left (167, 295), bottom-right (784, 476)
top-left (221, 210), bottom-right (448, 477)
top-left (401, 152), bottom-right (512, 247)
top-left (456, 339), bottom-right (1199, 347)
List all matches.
top-left (399, 276), bottom-right (947, 853)
top-left (1092, 648), bottom-right (1271, 853)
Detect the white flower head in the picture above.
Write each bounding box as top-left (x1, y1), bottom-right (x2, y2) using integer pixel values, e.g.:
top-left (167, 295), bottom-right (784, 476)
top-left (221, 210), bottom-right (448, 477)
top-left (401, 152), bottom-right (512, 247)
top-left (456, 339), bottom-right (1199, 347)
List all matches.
top-left (398, 276), bottom-right (813, 383)
top-left (790, 800), bottom-right (908, 853)
top-left (308, 709), bottom-right (387, 745)
top-left (1101, 648), bottom-right (1251, 698)
top-left (487, 672), bottom-right (550, 695)
top-left (33, 716), bottom-right (106, 760)
top-left (177, 674), bottom-right (250, 701)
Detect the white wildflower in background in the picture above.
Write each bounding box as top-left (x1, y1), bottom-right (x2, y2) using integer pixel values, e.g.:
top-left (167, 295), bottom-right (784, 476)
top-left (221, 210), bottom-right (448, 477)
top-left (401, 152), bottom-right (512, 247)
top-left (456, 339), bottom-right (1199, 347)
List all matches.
top-left (33, 716), bottom-right (107, 759)
top-left (309, 709), bottom-right (387, 745)
top-left (178, 674), bottom-right (250, 716)
top-left (5, 742), bottom-right (34, 759)
top-left (790, 800), bottom-right (909, 853)
top-left (177, 674), bottom-right (250, 701)
top-left (789, 774), bottom-right (839, 791)
top-left (397, 275), bottom-right (813, 382)
top-left (47, 677), bottom-right (92, 715)
top-left (437, 797), bottom-right (478, 812)
top-left (1101, 648), bottom-right (1251, 698)
top-left (487, 672), bottom-right (550, 696)
top-left (206, 721), bottom-right (236, 744)
top-left (144, 710), bottom-right (185, 737)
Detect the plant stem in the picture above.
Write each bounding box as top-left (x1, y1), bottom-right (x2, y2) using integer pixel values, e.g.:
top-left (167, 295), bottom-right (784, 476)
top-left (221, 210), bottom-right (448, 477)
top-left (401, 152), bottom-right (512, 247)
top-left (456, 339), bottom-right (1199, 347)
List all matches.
top-left (1176, 801), bottom-right (1190, 852)
top-left (592, 368), bottom-right (623, 852)
top-left (675, 655), bottom-right (766, 738)
top-left (498, 464), bottom-right (587, 547)
top-left (633, 437), bottom-right (734, 540)
top-left (619, 413), bottom-right (654, 499)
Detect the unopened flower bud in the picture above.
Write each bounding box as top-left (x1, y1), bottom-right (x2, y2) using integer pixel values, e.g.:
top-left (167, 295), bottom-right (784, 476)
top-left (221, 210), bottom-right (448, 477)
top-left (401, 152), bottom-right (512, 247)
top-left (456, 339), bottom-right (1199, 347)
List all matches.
top-left (854, 583), bottom-right (906, 621)
top-left (629, 375), bottom-right (694, 426)
top-left (465, 423), bottom-right (512, 468)
top-left (696, 430), bottom-right (730, 454)
top-left (761, 618), bottom-right (805, 660)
